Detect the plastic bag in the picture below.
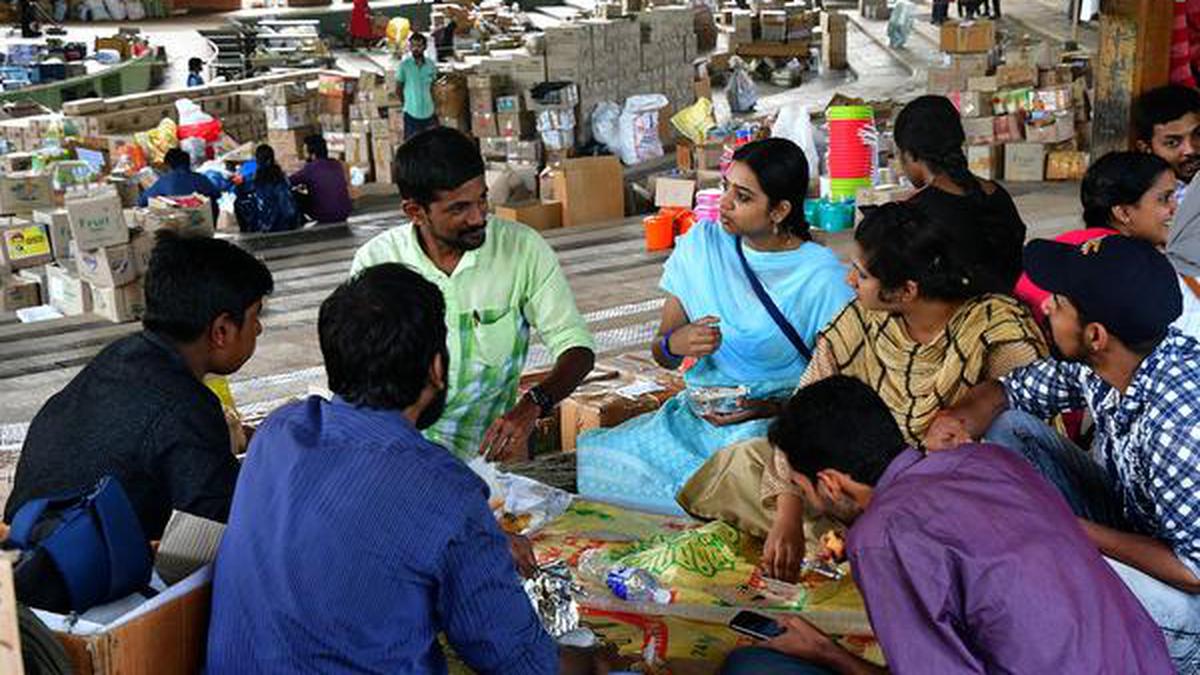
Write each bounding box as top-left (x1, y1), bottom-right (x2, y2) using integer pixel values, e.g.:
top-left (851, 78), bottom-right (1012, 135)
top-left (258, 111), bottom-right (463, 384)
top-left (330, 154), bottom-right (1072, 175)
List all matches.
top-left (82, 0), bottom-right (110, 20)
top-left (386, 17), bottom-right (411, 51)
top-left (176, 100), bottom-right (222, 161)
top-left (125, 0), bottom-right (145, 20)
top-left (726, 59), bottom-right (758, 114)
top-left (887, 0), bottom-right (915, 49)
top-left (617, 94), bottom-right (669, 166)
top-left (103, 0), bottom-right (127, 20)
top-left (180, 137), bottom-right (207, 168)
top-left (772, 104), bottom-right (819, 181)
top-left (112, 142), bottom-right (148, 174)
top-left (670, 98), bottom-right (716, 146)
top-left (591, 101), bottom-right (621, 151)
top-left (133, 117), bottom-right (178, 165)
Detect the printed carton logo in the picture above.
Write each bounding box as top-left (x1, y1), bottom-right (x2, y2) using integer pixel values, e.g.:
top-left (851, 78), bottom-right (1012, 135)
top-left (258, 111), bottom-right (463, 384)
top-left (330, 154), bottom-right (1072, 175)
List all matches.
top-left (3, 226), bottom-right (49, 259)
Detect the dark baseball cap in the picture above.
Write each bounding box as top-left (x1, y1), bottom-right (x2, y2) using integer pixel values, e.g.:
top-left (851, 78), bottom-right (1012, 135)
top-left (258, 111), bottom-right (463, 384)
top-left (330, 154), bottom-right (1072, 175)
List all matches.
top-left (1024, 235), bottom-right (1182, 345)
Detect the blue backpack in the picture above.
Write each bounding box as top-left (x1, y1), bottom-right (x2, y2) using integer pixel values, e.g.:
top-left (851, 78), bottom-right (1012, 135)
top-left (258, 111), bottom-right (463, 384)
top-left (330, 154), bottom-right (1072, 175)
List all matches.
top-left (5, 476), bottom-right (153, 614)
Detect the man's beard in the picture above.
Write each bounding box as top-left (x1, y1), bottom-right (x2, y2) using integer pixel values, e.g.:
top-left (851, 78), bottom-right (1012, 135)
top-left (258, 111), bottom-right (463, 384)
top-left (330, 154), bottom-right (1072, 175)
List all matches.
top-left (1048, 329), bottom-right (1088, 364)
top-left (434, 224), bottom-right (486, 252)
top-left (416, 385), bottom-right (448, 430)
top-left (1179, 155), bottom-right (1200, 182)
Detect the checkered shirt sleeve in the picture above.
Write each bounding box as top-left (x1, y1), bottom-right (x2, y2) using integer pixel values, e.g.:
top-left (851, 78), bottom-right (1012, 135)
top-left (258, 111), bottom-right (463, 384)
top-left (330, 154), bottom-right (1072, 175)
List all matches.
top-left (1146, 369), bottom-right (1200, 577)
top-left (999, 357), bottom-right (1089, 419)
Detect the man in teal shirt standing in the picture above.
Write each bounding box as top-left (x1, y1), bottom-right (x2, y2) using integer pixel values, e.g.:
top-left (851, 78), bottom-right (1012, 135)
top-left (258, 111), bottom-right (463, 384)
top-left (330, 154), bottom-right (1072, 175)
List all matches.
top-left (396, 32), bottom-right (438, 141)
top-left (351, 128), bottom-right (595, 462)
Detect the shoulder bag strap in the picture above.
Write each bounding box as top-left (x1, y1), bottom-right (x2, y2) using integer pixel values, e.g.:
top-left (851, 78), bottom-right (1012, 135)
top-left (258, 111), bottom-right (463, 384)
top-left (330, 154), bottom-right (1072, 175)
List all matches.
top-left (734, 237), bottom-right (812, 362)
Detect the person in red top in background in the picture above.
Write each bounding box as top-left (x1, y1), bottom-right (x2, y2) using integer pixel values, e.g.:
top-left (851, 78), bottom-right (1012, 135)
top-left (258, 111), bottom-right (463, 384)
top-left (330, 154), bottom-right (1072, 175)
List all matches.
top-left (349, 0), bottom-right (373, 46)
top-left (1015, 152), bottom-right (1178, 325)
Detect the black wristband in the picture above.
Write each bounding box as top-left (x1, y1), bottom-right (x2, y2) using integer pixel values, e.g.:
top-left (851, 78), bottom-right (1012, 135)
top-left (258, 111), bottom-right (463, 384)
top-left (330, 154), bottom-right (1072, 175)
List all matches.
top-left (525, 384), bottom-right (554, 418)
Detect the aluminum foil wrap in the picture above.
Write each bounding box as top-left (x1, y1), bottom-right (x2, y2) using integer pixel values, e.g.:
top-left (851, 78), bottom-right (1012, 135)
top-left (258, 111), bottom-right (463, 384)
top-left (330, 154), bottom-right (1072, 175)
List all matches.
top-left (523, 560), bottom-right (582, 639)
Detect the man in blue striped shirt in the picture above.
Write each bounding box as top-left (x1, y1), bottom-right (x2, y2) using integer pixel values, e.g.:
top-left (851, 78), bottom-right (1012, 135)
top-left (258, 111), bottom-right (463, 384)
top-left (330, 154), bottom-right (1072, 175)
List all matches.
top-left (206, 263), bottom-right (602, 673)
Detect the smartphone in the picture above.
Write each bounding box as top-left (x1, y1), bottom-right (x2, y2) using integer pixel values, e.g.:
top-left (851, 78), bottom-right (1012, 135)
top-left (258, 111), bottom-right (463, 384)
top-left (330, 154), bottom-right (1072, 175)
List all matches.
top-left (729, 610), bottom-right (784, 640)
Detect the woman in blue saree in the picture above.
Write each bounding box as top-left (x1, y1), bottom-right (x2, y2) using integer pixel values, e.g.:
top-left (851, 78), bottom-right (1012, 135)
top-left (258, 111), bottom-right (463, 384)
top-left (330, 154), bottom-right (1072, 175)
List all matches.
top-left (577, 138), bottom-right (854, 514)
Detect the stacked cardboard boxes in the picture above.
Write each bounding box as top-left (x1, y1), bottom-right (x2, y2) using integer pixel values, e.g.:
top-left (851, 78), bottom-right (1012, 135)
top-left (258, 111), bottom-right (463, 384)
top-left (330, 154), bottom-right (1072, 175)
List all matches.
top-left (951, 37), bottom-right (1092, 182)
top-left (821, 11), bottom-right (848, 70)
top-left (61, 186), bottom-right (143, 322)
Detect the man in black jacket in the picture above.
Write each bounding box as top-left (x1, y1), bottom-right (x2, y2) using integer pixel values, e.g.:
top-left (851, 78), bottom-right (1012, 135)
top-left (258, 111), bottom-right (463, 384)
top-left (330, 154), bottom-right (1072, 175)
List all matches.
top-left (4, 232), bottom-right (274, 541)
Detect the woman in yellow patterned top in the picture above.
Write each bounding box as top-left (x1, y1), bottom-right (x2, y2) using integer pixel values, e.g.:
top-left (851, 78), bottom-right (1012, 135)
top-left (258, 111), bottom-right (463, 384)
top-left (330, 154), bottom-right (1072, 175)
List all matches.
top-left (678, 202), bottom-right (1047, 582)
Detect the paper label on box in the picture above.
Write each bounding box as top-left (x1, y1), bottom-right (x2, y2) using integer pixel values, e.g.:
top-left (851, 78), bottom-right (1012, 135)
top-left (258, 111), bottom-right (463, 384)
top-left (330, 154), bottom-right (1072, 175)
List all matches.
top-left (615, 379), bottom-right (666, 399)
top-left (2, 224), bottom-right (50, 262)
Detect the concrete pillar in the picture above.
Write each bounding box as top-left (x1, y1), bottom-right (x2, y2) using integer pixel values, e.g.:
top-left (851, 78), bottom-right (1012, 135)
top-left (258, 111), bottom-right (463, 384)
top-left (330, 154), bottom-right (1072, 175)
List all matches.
top-left (1091, 0), bottom-right (1173, 158)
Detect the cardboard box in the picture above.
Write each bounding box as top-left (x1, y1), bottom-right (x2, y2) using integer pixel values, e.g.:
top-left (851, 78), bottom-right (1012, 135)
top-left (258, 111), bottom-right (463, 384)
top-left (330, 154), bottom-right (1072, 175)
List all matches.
top-left (1024, 113), bottom-right (1074, 144)
top-left (0, 559), bottom-right (21, 675)
top-left (32, 208), bottom-right (72, 260)
top-left (0, 218), bottom-right (52, 270)
top-left (654, 177), bottom-right (696, 208)
top-left (0, 171), bottom-right (54, 217)
top-left (1004, 142), bottom-right (1046, 182)
top-left (129, 228), bottom-right (155, 277)
top-left (266, 103), bottom-right (315, 130)
top-left (560, 368), bottom-right (685, 450)
top-left (993, 113), bottom-right (1025, 143)
top-left (471, 112), bottom-right (498, 137)
top-left (940, 19), bottom-right (995, 53)
top-left (0, 274), bottom-right (40, 311)
top-left (495, 200), bottom-right (563, 231)
top-left (996, 64), bottom-right (1038, 88)
top-left (946, 52), bottom-right (991, 78)
top-left (75, 243), bottom-right (136, 288)
top-left (1033, 85), bottom-right (1073, 113)
top-left (91, 279), bottom-right (146, 323)
top-left (145, 194), bottom-right (215, 238)
top-left (66, 189), bottom-right (129, 251)
top-left (967, 75), bottom-right (999, 92)
top-left (497, 111), bottom-right (534, 139)
top-left (1046, 150), bottom-right (1090, 181)
top-left (495, 95), bottom-right (524, 114)
top-left (926, 67), bottom-right (968, 96)
top-left (967, 144), bottom-right (1004, 180)
top-left (45, 567), bottom-right (210, 675)
top-left (554, 156), bottom-right (625, 227)
top-left (508, 140), bottom-right (543, 165)
top-left (951, 91), bottom-right (989, 118)
top-left (961, 116), bottom-right (996, 145)
top-left (46, 263), bottom-right (93, 315)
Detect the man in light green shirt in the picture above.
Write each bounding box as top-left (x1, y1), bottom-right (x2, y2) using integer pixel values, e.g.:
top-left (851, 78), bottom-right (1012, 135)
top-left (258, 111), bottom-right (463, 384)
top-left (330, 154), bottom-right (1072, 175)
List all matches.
top-left (351, 128), bottom-right (595, 461)
top-left (395, 32), bottom-right (438, 141)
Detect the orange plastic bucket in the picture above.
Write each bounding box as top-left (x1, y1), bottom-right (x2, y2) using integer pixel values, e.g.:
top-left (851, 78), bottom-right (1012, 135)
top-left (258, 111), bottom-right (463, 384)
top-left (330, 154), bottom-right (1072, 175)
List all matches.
top-left (644, 214), bottom-right (675, 251)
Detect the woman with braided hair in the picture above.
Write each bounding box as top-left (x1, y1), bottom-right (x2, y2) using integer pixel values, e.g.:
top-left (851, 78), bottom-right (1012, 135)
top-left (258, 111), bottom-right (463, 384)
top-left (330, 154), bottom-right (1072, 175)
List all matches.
top-left (894, 95), bottom-right (1027, 294)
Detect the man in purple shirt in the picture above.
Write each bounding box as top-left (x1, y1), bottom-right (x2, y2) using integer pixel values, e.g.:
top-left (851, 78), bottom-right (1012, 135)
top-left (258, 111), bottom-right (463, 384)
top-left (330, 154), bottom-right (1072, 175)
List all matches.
top-left (288, 134), bottom-right (352, 224)
top-left (721, 376), bottom-right (1172, 675)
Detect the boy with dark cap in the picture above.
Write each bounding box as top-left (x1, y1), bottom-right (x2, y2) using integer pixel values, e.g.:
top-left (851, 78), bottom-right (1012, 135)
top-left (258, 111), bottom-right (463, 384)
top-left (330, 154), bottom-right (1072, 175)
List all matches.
top-left (927, 235), bottom-right (1200, 669)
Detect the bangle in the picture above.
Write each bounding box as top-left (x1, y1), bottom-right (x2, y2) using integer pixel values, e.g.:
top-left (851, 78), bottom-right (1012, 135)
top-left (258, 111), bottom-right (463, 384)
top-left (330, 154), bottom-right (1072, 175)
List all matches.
top-left (660, 328), bottom-right (680, 360)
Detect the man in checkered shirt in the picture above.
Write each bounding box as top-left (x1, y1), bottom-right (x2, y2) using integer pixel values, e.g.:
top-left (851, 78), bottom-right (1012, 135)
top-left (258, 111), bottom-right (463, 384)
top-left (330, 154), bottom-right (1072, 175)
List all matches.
top-left (926, 236), bottom-right (1200, 670)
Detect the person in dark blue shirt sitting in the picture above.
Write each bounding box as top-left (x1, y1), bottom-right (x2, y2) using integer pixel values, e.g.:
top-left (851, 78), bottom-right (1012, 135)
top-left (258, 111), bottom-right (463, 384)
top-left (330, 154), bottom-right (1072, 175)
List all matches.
top-left (139, 147), bottom-right (221, 222)
top-left (187, 57), bottom-right (204, 87)
top-left (5, 233), bottom-right (273, 542)
top-left (233, 144), bottom-right (301, 234)
top-left (207, 263), bottom-right (619, 675)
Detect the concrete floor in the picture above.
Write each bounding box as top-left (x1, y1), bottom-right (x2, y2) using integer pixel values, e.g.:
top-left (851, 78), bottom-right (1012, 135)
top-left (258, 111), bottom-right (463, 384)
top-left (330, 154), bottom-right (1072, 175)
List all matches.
top-left (0, 0), bottom-right (1099, 506)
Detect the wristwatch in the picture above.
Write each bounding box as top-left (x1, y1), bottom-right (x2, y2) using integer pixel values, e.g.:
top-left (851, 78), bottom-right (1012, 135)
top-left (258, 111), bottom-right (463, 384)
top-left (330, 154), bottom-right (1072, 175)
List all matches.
top-left (524, 385), bottom-right (555, 418)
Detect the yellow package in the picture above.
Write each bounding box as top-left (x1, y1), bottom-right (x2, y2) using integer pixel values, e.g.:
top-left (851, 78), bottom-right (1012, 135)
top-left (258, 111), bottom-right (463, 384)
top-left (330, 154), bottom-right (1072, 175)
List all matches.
top-left (670, 98), bottom-right (716, 147)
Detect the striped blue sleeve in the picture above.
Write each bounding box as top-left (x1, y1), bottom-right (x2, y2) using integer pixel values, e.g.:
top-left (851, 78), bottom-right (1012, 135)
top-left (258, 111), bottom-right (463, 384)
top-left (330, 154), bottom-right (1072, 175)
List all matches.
top-left (437, 494), bottom-right (558, 674)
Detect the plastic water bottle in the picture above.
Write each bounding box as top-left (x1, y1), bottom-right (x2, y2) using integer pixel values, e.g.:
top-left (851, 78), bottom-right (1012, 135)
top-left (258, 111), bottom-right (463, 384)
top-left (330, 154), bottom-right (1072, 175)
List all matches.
top-left (577, 549), bottom-right (671, 604)
top-left (605, 567), bottom-right (672, 604)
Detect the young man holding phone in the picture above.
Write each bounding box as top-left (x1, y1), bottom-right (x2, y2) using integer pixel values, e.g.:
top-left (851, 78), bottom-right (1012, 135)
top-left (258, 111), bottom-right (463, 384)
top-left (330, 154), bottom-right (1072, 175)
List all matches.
top-left (720, 376), bottom-right (1171, 674)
